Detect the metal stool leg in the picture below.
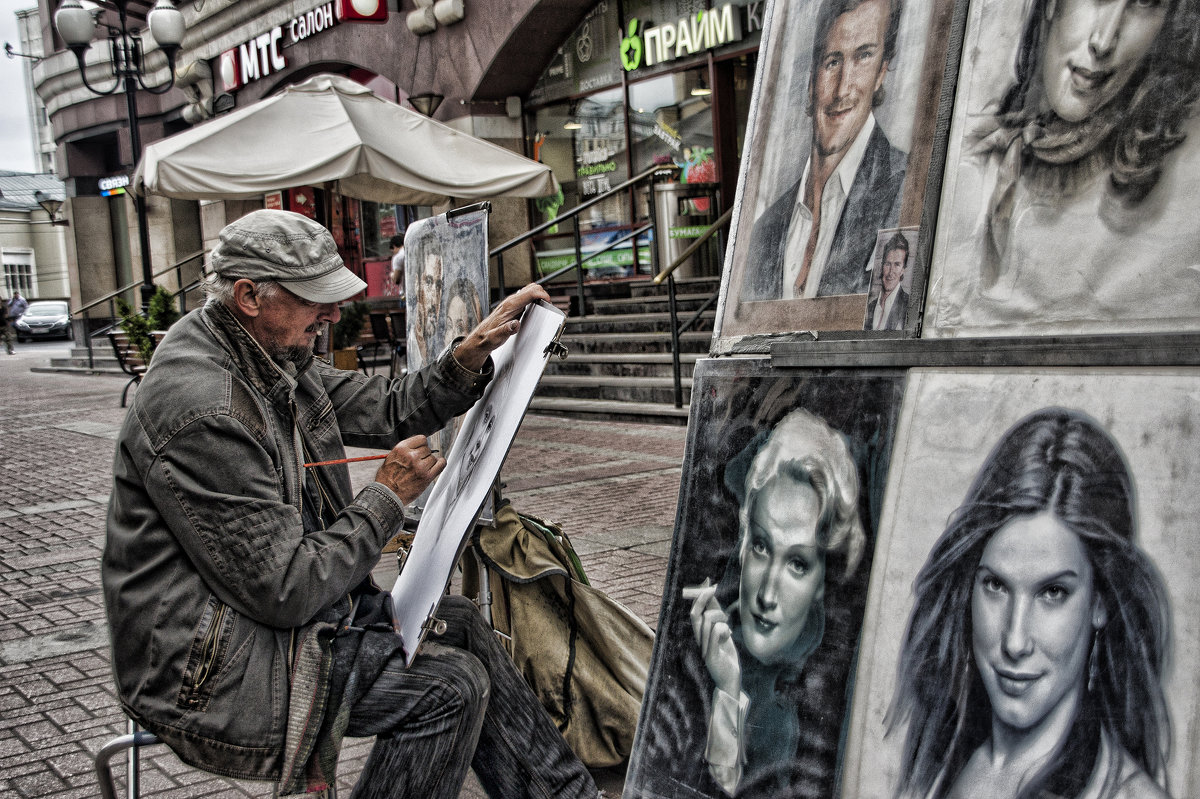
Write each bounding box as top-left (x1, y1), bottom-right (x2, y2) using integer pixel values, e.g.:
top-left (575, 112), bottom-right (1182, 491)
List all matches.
top-left (95, 720), bottom-right (161, 799)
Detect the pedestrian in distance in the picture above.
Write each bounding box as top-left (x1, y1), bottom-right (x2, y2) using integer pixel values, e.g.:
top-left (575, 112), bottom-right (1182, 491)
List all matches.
top-left (0, 296), bottom-right (14, 355)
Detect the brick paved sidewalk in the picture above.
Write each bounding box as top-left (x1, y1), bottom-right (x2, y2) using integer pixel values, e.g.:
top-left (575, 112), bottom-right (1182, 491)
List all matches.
top-left (0, 348), bottom-right (685, 798)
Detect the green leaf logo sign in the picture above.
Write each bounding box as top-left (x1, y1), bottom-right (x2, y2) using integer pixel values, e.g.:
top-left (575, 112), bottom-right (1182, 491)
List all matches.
top-left (620, 19), bottom-right (643, 71)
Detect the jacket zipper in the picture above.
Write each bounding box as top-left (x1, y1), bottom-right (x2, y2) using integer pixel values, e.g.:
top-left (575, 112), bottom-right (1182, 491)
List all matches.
top-left (192, 602), bottom-right (227, 691)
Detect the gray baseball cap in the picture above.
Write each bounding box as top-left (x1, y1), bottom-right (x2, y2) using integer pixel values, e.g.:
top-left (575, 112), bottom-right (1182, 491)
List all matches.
top-left (210, 209), bottom-right (366, 303)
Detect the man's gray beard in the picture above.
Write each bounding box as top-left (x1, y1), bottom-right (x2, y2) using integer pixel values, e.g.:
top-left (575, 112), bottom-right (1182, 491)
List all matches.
top-left (263, 340), bottom-right (312, 367)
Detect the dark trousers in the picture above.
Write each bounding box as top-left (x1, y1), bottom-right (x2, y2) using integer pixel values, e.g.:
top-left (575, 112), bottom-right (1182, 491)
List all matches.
top-left (345, 594), bottom-right (597, 799)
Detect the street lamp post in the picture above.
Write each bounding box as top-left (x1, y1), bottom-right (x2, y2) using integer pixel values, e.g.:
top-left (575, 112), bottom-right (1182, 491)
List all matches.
top-left (53, 0), bottom-right (185, 311)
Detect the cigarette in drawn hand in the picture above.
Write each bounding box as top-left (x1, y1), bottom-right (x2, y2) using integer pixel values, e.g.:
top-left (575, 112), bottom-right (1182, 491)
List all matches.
top-left (681, 578), bottom-right (713, 599)
top-left (304, 449), bottom-right (440, 468)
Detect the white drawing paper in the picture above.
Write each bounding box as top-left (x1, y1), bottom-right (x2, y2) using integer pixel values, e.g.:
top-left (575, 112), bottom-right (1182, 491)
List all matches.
top-left (390, 299), bottom-right (566, 663)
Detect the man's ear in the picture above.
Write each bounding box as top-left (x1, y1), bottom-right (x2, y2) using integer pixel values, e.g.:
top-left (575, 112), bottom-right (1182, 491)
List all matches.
top-left (231, 279), bottom-right (262, 317)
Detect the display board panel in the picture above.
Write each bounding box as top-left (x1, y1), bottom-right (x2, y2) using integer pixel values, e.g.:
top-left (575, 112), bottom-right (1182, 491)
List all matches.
top-left (625, 357), bottom-right (905, 798)
top-left (712, 0), bottom-right (963, 351)
top-left (843, 368), bottom-right (1200, 799)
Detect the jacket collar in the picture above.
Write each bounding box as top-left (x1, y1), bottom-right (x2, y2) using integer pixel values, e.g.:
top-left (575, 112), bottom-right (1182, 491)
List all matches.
top-left (201, 301), bottom-right (312, 400)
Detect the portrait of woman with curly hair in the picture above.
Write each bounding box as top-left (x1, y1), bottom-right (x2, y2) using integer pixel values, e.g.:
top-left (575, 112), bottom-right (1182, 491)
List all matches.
top-left (927, 0), bottom-right (1200, 336)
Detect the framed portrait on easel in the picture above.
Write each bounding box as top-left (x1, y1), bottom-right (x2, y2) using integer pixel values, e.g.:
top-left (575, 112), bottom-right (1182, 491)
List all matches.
top-left (403, 203), bottom-right (494, 521)
top-left (625, 357), bottom-right (905, 799)
top-left (711, 0), bottom-right (965, 352)
top-left (841, 368), bottom-right (1200, 799)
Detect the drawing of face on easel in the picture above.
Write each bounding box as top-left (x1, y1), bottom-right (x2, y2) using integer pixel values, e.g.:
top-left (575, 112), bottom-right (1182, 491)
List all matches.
top-left (456, 401), bottom-right (496, 495)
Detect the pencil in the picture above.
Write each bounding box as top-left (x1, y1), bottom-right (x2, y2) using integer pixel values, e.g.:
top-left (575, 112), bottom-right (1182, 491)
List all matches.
top-left (304, 450), bottom-right (440, 468)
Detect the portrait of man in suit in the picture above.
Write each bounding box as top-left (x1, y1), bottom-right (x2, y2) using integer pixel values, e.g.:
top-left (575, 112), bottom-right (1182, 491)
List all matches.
top-left (864, 229), bottom-right (914, 330)
top-left (741, 0), bottom-right (907, 301)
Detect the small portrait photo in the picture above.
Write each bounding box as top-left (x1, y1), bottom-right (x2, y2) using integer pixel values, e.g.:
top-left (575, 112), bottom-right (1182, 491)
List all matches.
top-left (840, 369), bottom-right (1200, 799)
top-left (863, 227), bottom-right (918, 331)
top-left (624, 357), bottom-right (905, 799)
top-left (925, 0), bottom-right (1200, 337)
top-left (713, 0), bottom-right (959, 349)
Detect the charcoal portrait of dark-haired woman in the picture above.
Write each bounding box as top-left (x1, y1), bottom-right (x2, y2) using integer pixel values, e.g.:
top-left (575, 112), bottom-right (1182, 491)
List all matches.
top-left (926, 0), bottom-right (1200, 337)
top-left (624, 359), bottom-right (904, 799)
top-left (840, 370), bottom-right (1199, 799)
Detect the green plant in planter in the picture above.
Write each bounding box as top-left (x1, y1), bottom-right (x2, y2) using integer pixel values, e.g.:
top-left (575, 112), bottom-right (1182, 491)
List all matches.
top-left (332, 300), bottom-right (370, 351)
top-left (116, 286), bottom-right (180, 364)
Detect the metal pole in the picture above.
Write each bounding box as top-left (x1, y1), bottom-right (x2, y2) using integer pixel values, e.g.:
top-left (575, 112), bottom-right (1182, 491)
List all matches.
top-left (124, 72), bottom-right (155, 312)
top-left (667, 273), bottom-right (683, 408)
top-left (572, 218), bottom-right (586, 317)
top-left (126, 717), bottom-right (139, 798)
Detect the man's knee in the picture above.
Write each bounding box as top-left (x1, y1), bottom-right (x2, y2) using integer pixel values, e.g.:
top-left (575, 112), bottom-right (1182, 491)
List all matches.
top-left (417, 640), bottom-right (490, 718)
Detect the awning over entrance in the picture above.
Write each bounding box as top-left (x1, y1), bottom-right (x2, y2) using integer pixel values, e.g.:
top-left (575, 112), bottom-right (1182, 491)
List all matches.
top-left (132, 73), bottom-right (558, 206)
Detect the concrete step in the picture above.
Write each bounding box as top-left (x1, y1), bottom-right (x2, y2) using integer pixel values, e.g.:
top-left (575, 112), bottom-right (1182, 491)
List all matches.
top-left (528, 395), bottom-right (690, 425)
top-left (589, 292), bottom-right (716, 315)
top-left (545, 351), bottom-right (700, 379)
top-left (50, 353), bottom-right (124, 371)
top-left (537, 374), bottom-right (693, 405)
top-left (30, 364), bottom-right (127, 377)
top-left (628, 276), bottom-right (721, 298)
top-left (558, 329), bottom-right (711, 355)
top-left (563, 310), bottom-right (714, 335)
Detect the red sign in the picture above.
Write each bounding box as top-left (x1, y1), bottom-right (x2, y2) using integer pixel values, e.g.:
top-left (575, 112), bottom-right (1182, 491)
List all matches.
top-left (287, 187), bottom-right (317, 219)
top-left (336, 0), bottom-right (388, 22)
top-left (264, 191), bottom-right (283, 210)
top-left (364, 258), bottom-right (402, 298)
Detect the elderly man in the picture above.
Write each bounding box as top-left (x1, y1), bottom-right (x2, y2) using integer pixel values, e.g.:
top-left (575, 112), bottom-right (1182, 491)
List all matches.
top-left (743, 0), bottom-right (906, 300)
top-left (103, 209), bottom-right (596, 798)
top-left (864, 231), bottom-right (910, 330)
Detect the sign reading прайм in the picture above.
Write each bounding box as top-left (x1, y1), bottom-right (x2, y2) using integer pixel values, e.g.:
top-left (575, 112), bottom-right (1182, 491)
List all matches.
top-left (620, 4), bottom-right (745, 72)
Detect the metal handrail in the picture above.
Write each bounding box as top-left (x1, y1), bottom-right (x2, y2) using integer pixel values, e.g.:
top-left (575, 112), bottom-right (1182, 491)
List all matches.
top-left (490, 164), bottom-right (678, 315)
top-left (653, 205), bottom-right (733, 408)
top-left (533, 223), bottom-right (652, 286)
top-left (74, 249), bottom-right (207, 368)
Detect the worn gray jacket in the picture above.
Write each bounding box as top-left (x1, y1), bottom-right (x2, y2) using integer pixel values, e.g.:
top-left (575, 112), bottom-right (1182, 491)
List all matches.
top-left (103, 301), bottom-right (489, 783)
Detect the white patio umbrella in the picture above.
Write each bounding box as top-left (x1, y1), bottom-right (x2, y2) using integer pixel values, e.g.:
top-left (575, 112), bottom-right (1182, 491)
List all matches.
top-left (132, 73), bottom-right (558, 205)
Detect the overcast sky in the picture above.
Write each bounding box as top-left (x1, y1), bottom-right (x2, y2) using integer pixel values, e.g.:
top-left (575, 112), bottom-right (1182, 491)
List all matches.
top-left (1, 0), bottom-right (41, 174)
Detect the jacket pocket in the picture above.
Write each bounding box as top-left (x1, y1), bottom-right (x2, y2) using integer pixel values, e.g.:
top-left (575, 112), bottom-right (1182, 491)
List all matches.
top-left (175, 594), bottom-right (234, 712)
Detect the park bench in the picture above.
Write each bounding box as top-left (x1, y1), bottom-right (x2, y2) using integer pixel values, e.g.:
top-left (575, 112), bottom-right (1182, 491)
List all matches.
top-left (108, 331), bottom-right (166, 408)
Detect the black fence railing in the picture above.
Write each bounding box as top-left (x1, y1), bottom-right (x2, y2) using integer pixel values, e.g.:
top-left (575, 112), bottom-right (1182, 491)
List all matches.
top-left (73, 249), bottom-right (206, 369)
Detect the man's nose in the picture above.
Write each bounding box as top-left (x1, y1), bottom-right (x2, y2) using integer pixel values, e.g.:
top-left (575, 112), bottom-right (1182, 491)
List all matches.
top-left (323, 303), bottom-right (342, 324)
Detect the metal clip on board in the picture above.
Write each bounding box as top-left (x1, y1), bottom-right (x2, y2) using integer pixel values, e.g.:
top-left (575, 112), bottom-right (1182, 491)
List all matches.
top-left (422, 616), bottom-right (448, 636)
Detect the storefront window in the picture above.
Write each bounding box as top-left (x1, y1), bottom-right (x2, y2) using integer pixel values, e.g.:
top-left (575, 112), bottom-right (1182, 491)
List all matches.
top-left (629, 68), bottom-right (715, 184)
top-left (531, 87), bottom-right (642, 279)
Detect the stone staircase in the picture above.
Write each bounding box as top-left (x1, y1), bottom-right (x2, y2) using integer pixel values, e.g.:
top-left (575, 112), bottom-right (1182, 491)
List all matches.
top-left (32, 338), bottom-right (126, 376)
top-left (32, 277), bottom-right (721, 425)
top-left (530, 275), bottom-right (720, 425)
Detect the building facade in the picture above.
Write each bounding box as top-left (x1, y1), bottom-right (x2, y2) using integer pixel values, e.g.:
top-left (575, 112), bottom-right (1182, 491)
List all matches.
top-left (28, 0), bottom-right (762, 321)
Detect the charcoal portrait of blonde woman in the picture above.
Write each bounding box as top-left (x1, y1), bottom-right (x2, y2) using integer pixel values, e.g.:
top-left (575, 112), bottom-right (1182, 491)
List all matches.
top-left (625, 360), bottom-right (904, 799)
top-left (926, 0), bottom-right (1200, 336)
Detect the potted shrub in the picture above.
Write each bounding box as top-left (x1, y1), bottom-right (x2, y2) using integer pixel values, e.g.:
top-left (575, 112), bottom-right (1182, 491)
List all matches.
top-left (116, 286), bottom-right (180, 365)
top-left (330, 300), bottom-right (369, 370)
